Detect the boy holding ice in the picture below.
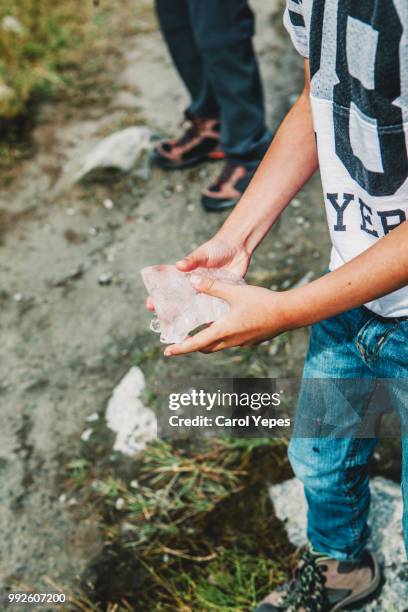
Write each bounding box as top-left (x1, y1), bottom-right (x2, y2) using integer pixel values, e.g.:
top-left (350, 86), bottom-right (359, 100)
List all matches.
top-left (148, 1), bottom-right (408, 609)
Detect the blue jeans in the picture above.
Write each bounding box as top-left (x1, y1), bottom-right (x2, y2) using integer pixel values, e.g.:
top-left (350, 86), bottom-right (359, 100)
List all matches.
top-left (289, 305), bottom-right (408, 560)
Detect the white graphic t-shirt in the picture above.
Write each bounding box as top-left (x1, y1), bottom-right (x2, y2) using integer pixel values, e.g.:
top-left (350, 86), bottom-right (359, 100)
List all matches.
top-left (284, 0), bottom-right (408, 317)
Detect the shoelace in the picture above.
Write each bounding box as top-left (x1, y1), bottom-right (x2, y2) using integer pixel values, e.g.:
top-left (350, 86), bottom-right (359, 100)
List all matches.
top-left (277, 551), bottom-right (327, 612)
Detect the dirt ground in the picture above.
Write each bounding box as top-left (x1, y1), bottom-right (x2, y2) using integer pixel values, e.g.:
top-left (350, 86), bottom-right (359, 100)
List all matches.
top-left (0, 0), bottom-right (330, 604)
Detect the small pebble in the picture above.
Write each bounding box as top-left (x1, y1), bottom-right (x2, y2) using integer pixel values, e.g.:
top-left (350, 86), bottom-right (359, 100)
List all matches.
top-left (66, 207), bottom-right (76, 216)
top-left (81, 428), bottom-right (93, 442)
top-left (86, 412), bottom-right (99, 422)
top-left (98, 273), bottom-right (112, 286)
top-left (292, 199), bottom-right (301, 208)
top-left (13, 293), bottom-right (23, 302)
top-left (175, 184), bottom-right (184, 193)
top-left (88, 227), bottom-right (97, 236)
top-left (103, 198), bottom-right (114, 210)
top-left (115, 497), bottom-right (126, 511)
top-left (187, 204), bottom-right (194, 212)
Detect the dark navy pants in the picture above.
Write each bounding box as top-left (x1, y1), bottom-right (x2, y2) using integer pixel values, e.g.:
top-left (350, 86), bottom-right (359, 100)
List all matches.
top-left (155, 0), bottom-right (271, 166)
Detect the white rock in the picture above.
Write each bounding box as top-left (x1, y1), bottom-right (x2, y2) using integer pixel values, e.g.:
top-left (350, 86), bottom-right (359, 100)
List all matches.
top-left (85, 412), bottom-right (99, 423)
top-left (81, 428), bottom-right (93, 442)
top-left (103, 198), bottom-right (114, 210)
top-left (1, 16), bottom-right (25, 35)
top-left (269, 477), bottom-right (408, 610)
top-left (115, 497), bottom-right (126, 511)
top-left (105, 367), bottom-right (157, 455)
top-left (76, 126), bottom-right (151, 181)
top-left (98, 273), bottom-right (112, 286)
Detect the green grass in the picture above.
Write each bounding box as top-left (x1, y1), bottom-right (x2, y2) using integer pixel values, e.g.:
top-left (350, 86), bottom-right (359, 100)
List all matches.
top-left (70, 438), bottom-right (295, 611)
top-left (0, 0), bottom-right (157, 178)
top-left (0, 0), bottom-right (90, 118)
top-left (0, 0), bottom-right (157, 121)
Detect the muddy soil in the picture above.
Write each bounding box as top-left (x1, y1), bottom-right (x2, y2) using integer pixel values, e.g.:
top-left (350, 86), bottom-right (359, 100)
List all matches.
top-left (0, 0), bottom-right (353, 604)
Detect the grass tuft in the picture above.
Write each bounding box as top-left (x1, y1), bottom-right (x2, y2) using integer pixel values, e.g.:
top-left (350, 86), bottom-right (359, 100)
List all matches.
top-left (71, 438), bottom-right (295, 611)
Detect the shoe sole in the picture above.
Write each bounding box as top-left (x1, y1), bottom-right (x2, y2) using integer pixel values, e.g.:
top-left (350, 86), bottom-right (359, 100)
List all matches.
top-left (201, 196), bottom-right (239, 212)
top-left (152, 150), bottom-right (224, 171)
top-left (331, 552), bottom-right (383, 611)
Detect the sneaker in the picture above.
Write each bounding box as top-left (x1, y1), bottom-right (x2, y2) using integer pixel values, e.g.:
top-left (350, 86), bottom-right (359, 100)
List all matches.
top-left (201, 162), bottom-right (255, 212)
top-left (152, 111), bottom-right (224, 170)
top-left (254, 549), bottom-right (382, 612)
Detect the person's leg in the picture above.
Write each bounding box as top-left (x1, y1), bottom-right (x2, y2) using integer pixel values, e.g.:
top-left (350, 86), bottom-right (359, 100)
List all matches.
top-left (369, 317), bottom-right (408, 558)
top-left (153, 0), bottom-right (224, 170)
top-left (187, 0), bottom-right (270, 165)
top-left (154, 0), bottom-right (218, 119)
top-left (256, 308), bottom-right (384, 611)
top-left (289, 307), bottom-right (379, 561)
top-left (403, 436), bottom-right (408, 556)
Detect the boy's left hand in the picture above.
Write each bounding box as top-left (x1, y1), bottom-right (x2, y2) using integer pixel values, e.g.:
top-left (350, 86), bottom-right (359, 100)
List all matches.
top-left (164, 273), bottom-right (289, 357)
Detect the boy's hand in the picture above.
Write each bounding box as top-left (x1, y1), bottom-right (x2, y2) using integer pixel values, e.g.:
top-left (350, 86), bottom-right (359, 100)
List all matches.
top-left (175, 235), bottom-right (251, 277)
top-left (163, 273), bottom-right (288, 356)
top-left (145, 235), bottom-right (251, 312)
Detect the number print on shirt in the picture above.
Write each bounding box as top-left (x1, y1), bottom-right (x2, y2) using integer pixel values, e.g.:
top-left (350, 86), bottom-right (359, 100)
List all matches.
top-left (313, 0), bottom-right (408, 197)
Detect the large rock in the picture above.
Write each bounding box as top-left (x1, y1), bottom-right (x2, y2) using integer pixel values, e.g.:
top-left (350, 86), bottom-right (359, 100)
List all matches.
top-left (269, 477), bottom-right (408, 610)
top-left (77, 126), bottom-right (151, 180)
top-left (105, 367), bottom-right (157, 455)
top-left (54, 125), bottom-right (152, 193)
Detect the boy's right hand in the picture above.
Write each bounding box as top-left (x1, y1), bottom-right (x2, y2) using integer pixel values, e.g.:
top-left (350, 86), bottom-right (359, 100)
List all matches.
top-left (145, 235), bottom-right (251, 312)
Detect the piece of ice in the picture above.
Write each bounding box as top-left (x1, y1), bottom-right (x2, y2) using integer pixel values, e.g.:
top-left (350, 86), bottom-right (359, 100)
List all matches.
top-left (141, 265), bottom-right (245, 344)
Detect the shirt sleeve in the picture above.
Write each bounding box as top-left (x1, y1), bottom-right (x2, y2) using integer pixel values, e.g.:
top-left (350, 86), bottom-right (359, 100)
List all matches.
top-left (283, 1), bottom-right (309, 58)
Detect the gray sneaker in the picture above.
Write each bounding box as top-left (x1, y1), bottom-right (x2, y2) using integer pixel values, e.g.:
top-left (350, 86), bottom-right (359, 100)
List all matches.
top-left (255, 549), bottom-right (382, 612)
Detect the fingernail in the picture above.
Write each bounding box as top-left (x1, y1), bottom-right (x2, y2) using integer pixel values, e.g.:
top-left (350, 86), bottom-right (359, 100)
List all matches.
top-left (164, 349), bottom-right (173, 357)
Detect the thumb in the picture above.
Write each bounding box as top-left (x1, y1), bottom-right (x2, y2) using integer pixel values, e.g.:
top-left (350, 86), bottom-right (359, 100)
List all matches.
top-left (176, 247), bottom-right (208, 272)
top-left (190, 273), bottom-right (236, 301)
